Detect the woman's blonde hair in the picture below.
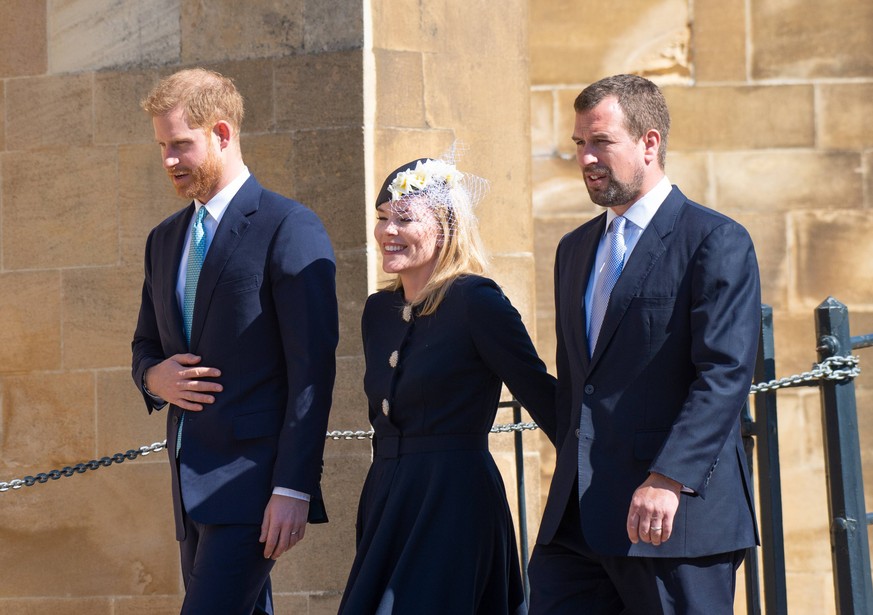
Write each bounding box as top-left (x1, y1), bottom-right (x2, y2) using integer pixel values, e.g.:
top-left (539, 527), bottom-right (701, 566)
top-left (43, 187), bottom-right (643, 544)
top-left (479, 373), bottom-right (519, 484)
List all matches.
top-left (375, 158), bottom-right (489, 315)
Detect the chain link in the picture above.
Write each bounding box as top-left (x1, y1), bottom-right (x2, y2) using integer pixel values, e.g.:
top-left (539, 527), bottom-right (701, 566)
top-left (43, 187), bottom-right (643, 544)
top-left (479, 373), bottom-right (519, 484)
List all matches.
top-left (749, 354), bottom-right (860, 394)
top-left (326, 429), bottom-right (374, 440)
top-left (325, 422), bottom-right (541, 441)
top-left (0, 440), bottom-right (167, 493)
top-left (0, 355), bottom-right (860, 494)
top-left (490, 421), bottom-right (541, 433)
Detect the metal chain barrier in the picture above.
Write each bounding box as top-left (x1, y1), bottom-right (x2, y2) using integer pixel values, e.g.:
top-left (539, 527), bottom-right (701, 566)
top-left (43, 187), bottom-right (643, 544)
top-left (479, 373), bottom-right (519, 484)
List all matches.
top-left (0, 355), bottom-right (859, 494)
top-left (326, 429), bottom-right (374, 440)
top-left (749, 354), bottom-right (860, 394)
top-left (0, 441), bottom-right (167, 493)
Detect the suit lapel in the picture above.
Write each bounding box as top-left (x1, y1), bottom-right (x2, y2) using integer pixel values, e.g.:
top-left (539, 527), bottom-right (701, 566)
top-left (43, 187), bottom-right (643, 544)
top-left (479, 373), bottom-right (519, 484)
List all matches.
top-left (589, 187), bottom-right (685, 367)
top-left (163, 204), bottom-right (195, 352)
top-left (567, 214), bottom-right (605, 372)
top-left (188, 177), bottom-right (259, 350)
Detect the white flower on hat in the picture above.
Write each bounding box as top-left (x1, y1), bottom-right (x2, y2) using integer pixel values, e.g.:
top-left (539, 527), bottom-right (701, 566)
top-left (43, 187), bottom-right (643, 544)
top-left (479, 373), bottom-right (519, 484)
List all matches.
top-left (388, 159), bottom-right (465, 201)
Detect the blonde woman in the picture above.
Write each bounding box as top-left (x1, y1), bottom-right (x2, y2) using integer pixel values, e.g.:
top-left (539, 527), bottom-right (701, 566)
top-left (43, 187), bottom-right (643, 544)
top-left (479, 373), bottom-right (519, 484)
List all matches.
top-left (338, 156), bottom-right (557, 614)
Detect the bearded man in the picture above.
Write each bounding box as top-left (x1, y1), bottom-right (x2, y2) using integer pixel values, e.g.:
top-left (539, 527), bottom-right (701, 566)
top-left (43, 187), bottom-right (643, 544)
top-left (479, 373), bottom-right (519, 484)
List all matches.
top-left (132, 68), bottom-right (338, 615)
top-left (529, 74), bottom-right (761, 615)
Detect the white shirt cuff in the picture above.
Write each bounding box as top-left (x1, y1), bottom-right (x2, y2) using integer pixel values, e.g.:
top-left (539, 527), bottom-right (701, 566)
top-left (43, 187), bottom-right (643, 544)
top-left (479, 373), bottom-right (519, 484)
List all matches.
top-left (272, 487), bottom-right (310, 501)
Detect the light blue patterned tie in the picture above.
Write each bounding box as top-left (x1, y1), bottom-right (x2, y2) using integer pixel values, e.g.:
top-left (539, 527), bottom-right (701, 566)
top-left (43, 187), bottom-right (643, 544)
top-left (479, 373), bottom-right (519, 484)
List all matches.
top-left (178, 205), bottom-right (208, 456)
top-left (587, 215), bottom-right (627, 357)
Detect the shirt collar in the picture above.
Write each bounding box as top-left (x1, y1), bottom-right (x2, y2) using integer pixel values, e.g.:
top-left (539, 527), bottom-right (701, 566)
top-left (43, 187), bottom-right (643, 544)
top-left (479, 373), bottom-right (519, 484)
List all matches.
top-left (603, 176), bottom-right (672, 234)
top-left (194, 166), bottom-right (251, 221)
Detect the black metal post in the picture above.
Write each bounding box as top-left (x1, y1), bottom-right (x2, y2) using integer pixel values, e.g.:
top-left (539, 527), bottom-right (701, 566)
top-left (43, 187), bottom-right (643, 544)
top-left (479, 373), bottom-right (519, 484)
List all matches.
top-left (752, 305), bottom-right (788, 615)
top-left (740, 394), bottom-right (763, 615)
top-left (513, 400), bottom-right (531, 604)
top-left (815, 297), bottom-right (873, 615)
top-left (498, 398), bottom-right (531, 602)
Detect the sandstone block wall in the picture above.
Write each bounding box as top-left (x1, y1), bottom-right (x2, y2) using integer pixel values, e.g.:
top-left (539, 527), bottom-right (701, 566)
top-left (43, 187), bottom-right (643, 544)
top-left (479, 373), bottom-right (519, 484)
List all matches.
top-left (530, 1), bottom-right (873, 613)
top-left (0, 0), bottom-right (536, 613)
top-left (3, 0), bottom-right (869, 612)
top-left (0, 0), bottom-right (367, 612)
top-left (366, 0), bottom-right (547, 557)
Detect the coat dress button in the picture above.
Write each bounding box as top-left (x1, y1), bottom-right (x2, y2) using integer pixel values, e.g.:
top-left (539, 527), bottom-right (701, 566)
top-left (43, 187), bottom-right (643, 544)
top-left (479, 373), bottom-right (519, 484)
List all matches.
top-left (584, 384), bottom-right (595, 395)
top-left (575, 428), bottom-right (581, 438)
top-left (389, 350), bottom-right (399, 368)
top-left (382, 399), bottom-right (390, 415)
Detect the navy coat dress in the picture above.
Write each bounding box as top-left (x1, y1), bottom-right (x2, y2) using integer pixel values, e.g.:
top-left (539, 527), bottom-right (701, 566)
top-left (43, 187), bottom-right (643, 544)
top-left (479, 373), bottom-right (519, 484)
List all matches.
top-left (339, 275), bottom-right (556, 615)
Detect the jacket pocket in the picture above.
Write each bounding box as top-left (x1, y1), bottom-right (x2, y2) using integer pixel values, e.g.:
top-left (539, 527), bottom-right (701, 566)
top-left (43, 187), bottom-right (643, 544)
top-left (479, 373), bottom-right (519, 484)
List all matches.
top-left (629, 296), bottom-right (675, 310)
top-left (215, 274), bottom-right (261, 297)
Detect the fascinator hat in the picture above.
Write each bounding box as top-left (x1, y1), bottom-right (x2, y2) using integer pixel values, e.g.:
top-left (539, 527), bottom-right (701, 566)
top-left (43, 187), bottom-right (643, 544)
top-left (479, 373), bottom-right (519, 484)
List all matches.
top-left (375, 144), bottom-right (490, 315)
top-left (374, 144), bottom-right (489, 241)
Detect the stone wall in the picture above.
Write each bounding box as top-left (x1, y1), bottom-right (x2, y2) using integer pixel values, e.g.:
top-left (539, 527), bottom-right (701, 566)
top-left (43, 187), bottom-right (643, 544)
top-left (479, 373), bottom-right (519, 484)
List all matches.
top-left (2, 0), bottom-right (870, 612)
top-left (0, 0), bottom-right (368, 612)
top-left (0, 0), bottom-right (536, 613)
top-left (530, 1), bottom-right (873, 613)
top-left (367, 0), bottom-right (546, 558)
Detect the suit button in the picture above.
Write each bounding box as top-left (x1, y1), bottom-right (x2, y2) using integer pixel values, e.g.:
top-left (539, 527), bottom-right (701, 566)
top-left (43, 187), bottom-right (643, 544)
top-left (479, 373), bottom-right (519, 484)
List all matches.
top-left (584, 384), bottom-right (595, 395)
top-left (575, 428), bottom-right (581, 438)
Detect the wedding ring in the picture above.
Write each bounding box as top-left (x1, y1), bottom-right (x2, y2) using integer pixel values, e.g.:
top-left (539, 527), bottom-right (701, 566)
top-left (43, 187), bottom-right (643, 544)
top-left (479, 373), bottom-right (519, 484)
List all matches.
top-left (650, 527), bottom-right (662, 532)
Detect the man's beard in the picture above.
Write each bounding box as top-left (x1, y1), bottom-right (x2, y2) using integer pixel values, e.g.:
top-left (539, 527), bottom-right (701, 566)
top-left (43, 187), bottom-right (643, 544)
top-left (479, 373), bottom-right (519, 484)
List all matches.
top-left (174, 147), bottom-right (223, 201)
top-left (586, 165), bottom-right (645, 208)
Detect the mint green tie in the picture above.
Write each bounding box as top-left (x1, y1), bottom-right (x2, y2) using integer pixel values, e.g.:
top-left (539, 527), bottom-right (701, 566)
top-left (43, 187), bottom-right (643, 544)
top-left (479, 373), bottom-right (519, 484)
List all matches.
top-left (183, 206), bottom-right (208, 345)
top-left (178, 206), bottom-right (208, 456)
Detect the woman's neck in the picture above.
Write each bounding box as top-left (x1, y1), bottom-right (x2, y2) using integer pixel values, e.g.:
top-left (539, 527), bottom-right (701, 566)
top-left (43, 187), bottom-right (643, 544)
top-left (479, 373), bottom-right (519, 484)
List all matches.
top-left (399, 265), bottom-right (436, 303)
top-left (400, 277), bottom-right (424, 303)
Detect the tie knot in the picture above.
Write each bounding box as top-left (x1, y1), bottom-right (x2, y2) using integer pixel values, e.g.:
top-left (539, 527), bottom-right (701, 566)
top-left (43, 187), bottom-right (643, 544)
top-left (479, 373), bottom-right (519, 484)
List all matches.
top-left (611, 215), bottom-right (627, 235)
top-left (195, 206), bottom-right (208, 224)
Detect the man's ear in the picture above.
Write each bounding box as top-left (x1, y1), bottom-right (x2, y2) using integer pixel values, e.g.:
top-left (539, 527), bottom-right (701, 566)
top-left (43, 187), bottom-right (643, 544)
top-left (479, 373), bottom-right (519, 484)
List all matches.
top-left (213, 120), bottom-right (232, 149)
top-left (642, 129), bottom-right (661, 164)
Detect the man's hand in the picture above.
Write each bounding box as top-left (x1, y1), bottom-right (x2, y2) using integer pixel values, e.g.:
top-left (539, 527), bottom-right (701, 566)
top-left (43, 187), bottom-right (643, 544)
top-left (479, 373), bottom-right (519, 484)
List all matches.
top-left (626, 472), bottom-right (681, 546)
top-left (143, 354), bottom-right (222, 410)
top-left (260, 495), bottom-right (309, 560)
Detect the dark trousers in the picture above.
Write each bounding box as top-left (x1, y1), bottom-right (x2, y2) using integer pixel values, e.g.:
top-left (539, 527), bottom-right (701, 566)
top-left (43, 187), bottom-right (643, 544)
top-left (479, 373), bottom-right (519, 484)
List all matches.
top-left (179, 515), bottom-right (275, 615)
top-left (528, 486), bottom-right (744, 615)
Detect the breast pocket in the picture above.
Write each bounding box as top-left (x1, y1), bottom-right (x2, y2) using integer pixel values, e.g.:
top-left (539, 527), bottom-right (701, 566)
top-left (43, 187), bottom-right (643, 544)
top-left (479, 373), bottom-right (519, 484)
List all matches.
top-left (629, 296), bottom-right (675, 310)
top-left (214, 274), bottom-right (261, 297)
top-left (628, 296), bottom-right (676, 348)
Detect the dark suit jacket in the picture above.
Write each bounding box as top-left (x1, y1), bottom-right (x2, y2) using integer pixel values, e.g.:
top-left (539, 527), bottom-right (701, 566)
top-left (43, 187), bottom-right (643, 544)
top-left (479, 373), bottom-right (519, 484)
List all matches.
top-left (132, 175), bottom-right (338, 540)
top-left (539, 186), bottom-right (760, 558)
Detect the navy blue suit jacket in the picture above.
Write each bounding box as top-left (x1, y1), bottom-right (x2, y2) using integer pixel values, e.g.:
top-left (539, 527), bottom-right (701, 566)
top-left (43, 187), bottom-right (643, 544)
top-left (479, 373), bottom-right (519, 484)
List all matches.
top-left (539, 186), bottom-right (760, 558)
top-left (132, 175), bottom-right (338, 540)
